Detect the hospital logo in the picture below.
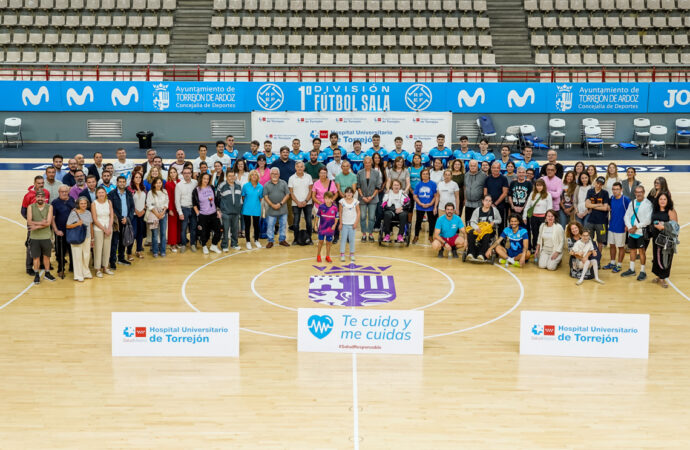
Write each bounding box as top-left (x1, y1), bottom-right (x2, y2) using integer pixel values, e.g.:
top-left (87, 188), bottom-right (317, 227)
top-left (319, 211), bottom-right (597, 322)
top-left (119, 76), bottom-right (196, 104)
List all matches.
top-left (555, 84), bottom-right (573, 112)
top-left (309, 264), bottom-right (396, 307)
top-left (531, 324), bottom-right (556, 339)
top-left (405, 84), bottom-right (432, 111)
top-left (123, 326), bottom-right (147, 341)
top-left (256, 83), bottom-right (284, 110)
top-left (152, 83), bottom-right (169, 111)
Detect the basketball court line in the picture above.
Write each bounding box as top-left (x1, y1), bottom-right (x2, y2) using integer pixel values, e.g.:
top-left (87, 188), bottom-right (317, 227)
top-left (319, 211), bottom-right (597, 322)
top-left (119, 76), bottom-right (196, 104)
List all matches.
top-left (0, 215), bottom-right (33, 310)
top-left (352, 352), bottom-right (360, 450)
top-left (667, 222), bottom-right (690, 302)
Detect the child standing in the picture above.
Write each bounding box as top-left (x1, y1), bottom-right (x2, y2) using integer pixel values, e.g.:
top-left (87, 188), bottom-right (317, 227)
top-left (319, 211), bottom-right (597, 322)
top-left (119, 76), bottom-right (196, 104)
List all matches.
top-left (570, 230), bottom-right (605, 285)
top-left (316, 191), bottom-right (338, 262)
top-left (339, 187), bottom-right (361, 262)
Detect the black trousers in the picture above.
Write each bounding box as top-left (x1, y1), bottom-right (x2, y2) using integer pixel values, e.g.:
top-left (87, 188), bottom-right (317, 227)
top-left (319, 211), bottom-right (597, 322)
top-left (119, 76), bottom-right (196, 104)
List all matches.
top-left (292, 204), bottom-right (313, 235)
top-left (467, 232), bottom-right (493, 257)
top-left (414, 209), bottom-right (437, 238)
top-left (198, 213), bottom-right (221, 246)
top-left (383, 209), bottom-right (408, 235)
top-left (528, 215), bottom-right (545, 252)
top-left (54, 233), bottom-right (72, 273)
top-left (464, 206), bottom-right (476, 225)
top-left (243, 215), bottom-right (261, 242)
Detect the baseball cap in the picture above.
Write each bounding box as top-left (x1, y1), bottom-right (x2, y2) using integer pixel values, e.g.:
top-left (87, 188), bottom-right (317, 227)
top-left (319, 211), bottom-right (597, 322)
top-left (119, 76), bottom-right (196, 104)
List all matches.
top-left (595, 176), bottom-right (605, 184)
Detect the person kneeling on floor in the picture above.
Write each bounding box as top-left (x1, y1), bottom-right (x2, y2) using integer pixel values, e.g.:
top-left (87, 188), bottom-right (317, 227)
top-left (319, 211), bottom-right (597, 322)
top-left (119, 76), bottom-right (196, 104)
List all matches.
top-left (432, 203), bottom-right (466, 258)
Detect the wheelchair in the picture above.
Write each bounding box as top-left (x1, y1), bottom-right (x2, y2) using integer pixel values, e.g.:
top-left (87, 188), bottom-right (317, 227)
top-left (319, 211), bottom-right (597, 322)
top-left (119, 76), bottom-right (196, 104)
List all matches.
top-left (378, 203), bottom-right (412, 247)
top-left (462, 227), bottom-right (498, 264)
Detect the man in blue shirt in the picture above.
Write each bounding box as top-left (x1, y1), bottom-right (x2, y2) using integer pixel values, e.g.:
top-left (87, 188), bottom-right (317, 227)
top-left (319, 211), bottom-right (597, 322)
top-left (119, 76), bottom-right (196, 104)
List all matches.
top-left (288, 138), bottom-right (307, 163)
top-left (51, 185), bottom-right (75, 277)
top-left (263, 140), bottom-right (279, 165)
top-left (497, 145), bottom-right (513, 174)
top-left (321, 132), bottom-right (347, 164)
top-left (516, 146), bottom-right (540, 173)
top-left (242, 140), bottom-right (262, 170)
top-left (386, 136), bottom-right (409, 167)
top-left (492, 214), bottom-right (530, 267)
top-left (347, 140), bottom-right (366, 173)
top-left (366, 133), bottom-right (388, 161)
top-left (431, 202), bottom-right (466, 259)
top-left (473, 138), bottom-right (496, 165)
top-left (603, 181), bottom-right (631, 272)
top-left (223, 135), bottom-right (239, 168)
top-left (453, 135), bottom-right (475, 171)
top-left (98, 169), bottom-right (116, 194)
top-left (429, 133), bottom-right (453, 168)
top-left (406, 140), bottom-right (430, 167)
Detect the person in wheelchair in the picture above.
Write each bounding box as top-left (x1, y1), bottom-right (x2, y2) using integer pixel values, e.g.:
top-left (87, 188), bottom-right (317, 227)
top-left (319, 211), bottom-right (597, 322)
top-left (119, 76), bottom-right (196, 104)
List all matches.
top-left (490, 214), bottom-right (531, 268)
top-left (431, 202), bottom-right (466, 258)
top-left (466, 194), bottom-right (502, 262)
top-left (381, 179), bottom-right (410, 243)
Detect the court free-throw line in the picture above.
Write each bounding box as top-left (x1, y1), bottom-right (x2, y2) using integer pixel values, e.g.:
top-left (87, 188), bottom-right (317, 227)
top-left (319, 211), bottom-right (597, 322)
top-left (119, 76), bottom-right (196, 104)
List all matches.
top-left (424, 263), bottom-right (525, 339)
top-left (0, 215), bottom-right (33, 310)
top-left (179, 248), bottom-right (297, 340)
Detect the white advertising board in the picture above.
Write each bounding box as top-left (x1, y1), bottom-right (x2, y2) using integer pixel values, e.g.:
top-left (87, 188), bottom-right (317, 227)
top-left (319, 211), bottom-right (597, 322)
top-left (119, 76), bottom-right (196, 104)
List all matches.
top-left (520, 311), bottom-right (649, 359)
top-left (112, 312), bottom-right (239, 357)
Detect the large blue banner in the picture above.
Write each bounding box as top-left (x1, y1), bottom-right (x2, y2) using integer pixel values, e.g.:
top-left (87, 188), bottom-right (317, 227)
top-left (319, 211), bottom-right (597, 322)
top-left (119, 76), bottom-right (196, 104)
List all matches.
top-left (0, 81), bottom-right (686, 113)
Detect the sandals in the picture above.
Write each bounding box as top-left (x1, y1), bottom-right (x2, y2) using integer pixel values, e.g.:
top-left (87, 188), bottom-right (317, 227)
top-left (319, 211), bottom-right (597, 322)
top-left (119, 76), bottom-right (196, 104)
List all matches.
top-left (660, 280), bottom-right (669, 289)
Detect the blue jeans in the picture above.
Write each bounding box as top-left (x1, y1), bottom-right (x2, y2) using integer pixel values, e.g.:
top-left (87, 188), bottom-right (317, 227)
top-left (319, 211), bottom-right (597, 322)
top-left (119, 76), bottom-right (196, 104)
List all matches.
top-left (265, 214), bottom-right (287, 243)
top-left (151, 215), bottom-right (167, 256)
top-left (130, 214), bottom-right (145, 252)
top-left (180, 207), bottom-right (197, 246)
top-left (559, 209), bottom-right (570, 228)
top-left (221, 212), bottom-right (240, 248)
top-left (340, 224), bottom-right (356, 254)
top-left (360, 202), bottom-right (377, 234)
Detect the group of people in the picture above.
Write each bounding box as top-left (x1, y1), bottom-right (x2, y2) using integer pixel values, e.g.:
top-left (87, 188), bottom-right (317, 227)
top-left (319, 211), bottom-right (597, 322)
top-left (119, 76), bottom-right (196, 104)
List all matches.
top-left (21, 133), bottom-right (680, 289)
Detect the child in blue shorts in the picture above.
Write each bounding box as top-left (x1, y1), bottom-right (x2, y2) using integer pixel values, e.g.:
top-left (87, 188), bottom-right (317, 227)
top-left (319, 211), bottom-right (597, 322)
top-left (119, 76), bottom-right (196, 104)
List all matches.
top-left (316, 191), bottom-right (338, 263)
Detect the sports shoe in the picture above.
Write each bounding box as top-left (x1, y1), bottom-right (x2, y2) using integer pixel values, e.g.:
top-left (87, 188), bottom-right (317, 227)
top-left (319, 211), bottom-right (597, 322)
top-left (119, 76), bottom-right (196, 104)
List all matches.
top-left (437, 250), bottom-right (444, 258)
top-left (350, 254), bottom-right (356, 262)
top-left (621, 269), bottom-right (636, 277)
top-left (383, 234), bottom-right (391, 242)
top-left (499, 258), bottom-right (507, 266)
top-left (104, 268), bottom-right (114, 275)
top-left (316, 255), bottom-right (322, 262)
top-left (325, 256), bottom-right (332, 263)
top-left (223, 247), bottom-right (229, 252)
top-left (96, 270), bottom-right (103, 278)
top-left (27, 268), bottom-right (36, 276)
top-left (637, 271), bottom-right (647, 281)
top-left (44, 272), bottom-right (56, 282)
top-left (602, 262), bottom-right (616, 270)
top-left (33, 273), bottom-right (40, 284)
top-left (190, 245), bottom-right (197, 252)
top-left (512, 261), bottom-right (521, 268)
top-left (397, 234), bottom-right (404, 243)
top-left (171, 246), bottom-right (178, 253)
top-left (576, 279), bottom-right (583, 286)
top-left (594, 278), bottom-right (606, 284)
top-left (368, 235), bottom-right (375, 242)
top-left (361, 236), bottom-right (367, 242)
top-left (246, 242), bottom-right (252, 250)
top-left (118, 259), bottom-right (132, 266)
top-left (612, 265), bottom-right (621, 273)
top-left (340, 254), bottom-right (346, 262)
top-left (202, 246), bottom-right (209, 255)
top-left (451, 248), bottom-right (459, 258)
top-left (210, 244), bottom-right (221, 254)
top-left (477, 255), bottom-right (485, 262)
top-left (233, 246), bottom-right (241, 250)
top-left (254, 241), bottom-right (262, 248)
top-left (466, 254), bottom-right (475, 262)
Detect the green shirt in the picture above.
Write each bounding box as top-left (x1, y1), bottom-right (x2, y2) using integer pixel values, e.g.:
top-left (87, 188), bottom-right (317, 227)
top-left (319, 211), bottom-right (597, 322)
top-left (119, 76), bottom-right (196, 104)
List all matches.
top-left (29, 203), bottom-right (52, 240)
top-left (335, 171), bottom-right (357, 193)
top-left (305, 161), bottom-right (325, 182)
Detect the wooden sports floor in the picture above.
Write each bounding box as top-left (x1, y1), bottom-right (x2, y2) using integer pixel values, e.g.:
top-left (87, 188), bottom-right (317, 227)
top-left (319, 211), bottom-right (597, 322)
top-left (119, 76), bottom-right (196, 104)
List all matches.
top-left (1, 158), bottom-right (689, 449)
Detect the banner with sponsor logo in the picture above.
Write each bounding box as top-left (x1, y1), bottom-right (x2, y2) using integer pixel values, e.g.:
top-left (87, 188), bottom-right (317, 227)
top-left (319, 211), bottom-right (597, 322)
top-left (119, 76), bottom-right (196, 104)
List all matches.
top-left (298, 308), bottom-right (424, 355)
top-left (520, 311), bottom-right (649, 359)
top-left (1, 81), bottom-right (687, 113)
top-left (252, 111), bottom-right (451, 152)
top-left (112, 312), bottom-right (239, 357)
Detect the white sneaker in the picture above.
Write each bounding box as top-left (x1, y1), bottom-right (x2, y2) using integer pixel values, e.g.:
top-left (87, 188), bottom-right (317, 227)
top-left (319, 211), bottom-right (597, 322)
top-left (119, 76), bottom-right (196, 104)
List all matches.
top-left (246, 242), bottom-right (252, 250)
top-left (222, 247), bottom-right (229, 252)
top-left (350, 254), bottom-right (356, 262)
top-left (233, 246), bottom-right (241, 250)
top-left (202, 246), bottom-right (209, 255)
top-left (340, 255), bottom-right (346, 262)
top-left (171, 246), bottom-right (178, 253)
top-left (210, 244), bottom-right (221, 254)
top-left (576, 279), bottom-right (583, 286)
top-left (594, 278), bottom-right (605, 285)
top-left (254, 241), bottom-right (262, 248)
top-left (104, 268), bottom-right (114, 275)
top-left (96, 270), bottom-right (103, 278)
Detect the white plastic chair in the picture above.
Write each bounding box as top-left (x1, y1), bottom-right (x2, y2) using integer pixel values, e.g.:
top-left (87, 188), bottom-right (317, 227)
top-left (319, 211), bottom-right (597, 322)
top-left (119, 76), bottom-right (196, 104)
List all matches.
top-left (548, 118), bottom-right (566, 148)
top-left (649, 125), bottom-right (668, 159)
top-left (632, 117), bottom-right (651, 147)
top-left (674, 118), bottom-right (690, 149)
top-left (501, 125), bottom-right (520, 150)
top-left (584, 125), bottom-right (603, 157)
top-left (3, 117), bottom-right (23, 148)
top-left (580, 117), bottom-right (598, 148)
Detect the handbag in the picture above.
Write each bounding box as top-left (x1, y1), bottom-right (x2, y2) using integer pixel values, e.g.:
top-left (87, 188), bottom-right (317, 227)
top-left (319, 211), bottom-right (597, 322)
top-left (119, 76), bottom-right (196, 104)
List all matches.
top-left (655, 232), bottom-right (673, 251)
top-left (146, 208), bottom-right (160, 230)
top-left (66, 210), bottom-right (87, 245)
top-left (631, 203), bottom-right (649, 239)
top-left (121, 218), bottom-right (135, 248)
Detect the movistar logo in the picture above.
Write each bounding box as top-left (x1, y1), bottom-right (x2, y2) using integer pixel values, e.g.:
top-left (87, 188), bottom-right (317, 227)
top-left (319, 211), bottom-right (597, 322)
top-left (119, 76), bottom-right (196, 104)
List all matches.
top-left (21, 86), bottom-right (49, 105)
top-left (111, 86), bottom-right (139, 106)
top-left (457, 88), bottom-right (485, 107)
top-left (66, 86), bottom-right (94, 106)
top-left (507, 88), bottom-right (535, 108)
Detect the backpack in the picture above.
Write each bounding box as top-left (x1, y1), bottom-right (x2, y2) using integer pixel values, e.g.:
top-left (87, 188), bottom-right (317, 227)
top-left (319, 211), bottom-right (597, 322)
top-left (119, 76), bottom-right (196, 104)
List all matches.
top-left (296, 229), bottom-right (310, 246)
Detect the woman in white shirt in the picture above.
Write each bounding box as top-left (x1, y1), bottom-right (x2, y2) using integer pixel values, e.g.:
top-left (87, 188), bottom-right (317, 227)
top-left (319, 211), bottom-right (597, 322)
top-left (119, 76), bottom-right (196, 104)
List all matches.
top-left (573, 172), bottom-right (592, 225)
top-left (338, 187), bottom-right (360, 262)
top-left (90, 186), bottom-right (114, 277)
top-left (128, 171), bottom-right (147, 259)
top-left (429, 158), bottom-right (444, 186)
top-left (603, 162), bottom-right (621, 195)
top-left (381, 179), bottom-right (410, 243)
top-left (436, 169), bottom-right (460, 213)
top-left (536, 209), bottom-right (565, 270)
top-left (146, 177), bottom-right (169, 257)
top-left (523, 178), bottom-right (553, 253)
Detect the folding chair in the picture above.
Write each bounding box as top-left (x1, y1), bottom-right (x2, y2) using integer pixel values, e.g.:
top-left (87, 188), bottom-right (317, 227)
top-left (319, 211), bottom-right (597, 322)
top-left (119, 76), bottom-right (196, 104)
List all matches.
top-left (476, 115), bottom-right (497, 146)
top-left (674, 118), bottom-right (690, 149)
top-left (518, 124), bottom-right (548, 152)
top-left (580, 117), bottom-right (599, 147)
top-left (648, 125), bottom-right (667, 159)
top-left (584, 125), bottom-right (603, 157)
top-left (631, 117), bottom-right (651, 151)
top-left (3, 117), bottom-right (23, 148)
top-left (500, 125), bottom-right (520, 150)
top-left (548, 118), bottom-right (566, 149)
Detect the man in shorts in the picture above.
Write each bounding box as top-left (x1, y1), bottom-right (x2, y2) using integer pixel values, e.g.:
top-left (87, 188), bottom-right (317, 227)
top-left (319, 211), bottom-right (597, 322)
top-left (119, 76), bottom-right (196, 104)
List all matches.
top-left (431, 203), bottom-right (466, 259)
top-left (622, 185), bottom-right (653, 281)
top-left (27, 190), bottom-right (55, 284)
top-left (492, 214), bottom-right (530, 267)
top-left (585, 176), bottom-right (610, 255)
top-left (603, 182), bottom-right (630, 273)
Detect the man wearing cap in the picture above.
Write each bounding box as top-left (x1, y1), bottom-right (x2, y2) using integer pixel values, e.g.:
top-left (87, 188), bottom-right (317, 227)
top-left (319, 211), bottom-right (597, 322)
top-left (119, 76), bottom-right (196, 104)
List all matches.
top-left (27, 190), bottom-right (55, 284)
top-left (585, 176), bottom-right (611, 255)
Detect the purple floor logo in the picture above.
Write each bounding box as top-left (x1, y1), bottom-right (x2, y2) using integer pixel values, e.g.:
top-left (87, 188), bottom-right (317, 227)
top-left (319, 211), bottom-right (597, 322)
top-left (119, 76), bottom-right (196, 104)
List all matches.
top-left (309, 264), bottom-right (396, 307)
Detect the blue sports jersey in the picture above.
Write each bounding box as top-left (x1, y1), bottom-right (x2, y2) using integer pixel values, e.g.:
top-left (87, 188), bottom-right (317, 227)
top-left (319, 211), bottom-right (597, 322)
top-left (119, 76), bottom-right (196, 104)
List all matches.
top-left (387, 149), bottom-right (409, 165)
top-left (435, 214), bottom-right (464, 239)
top-left (409, 166), bottom-right (423, 191)
top-left (242, 151), bottom-right (260, 170)
top-left (473, 151), bottom-right (496, 164)
top-left (501, 226), bottom-right (529, 257)
top-left (366, 147), bottom-right (388, 161)
top-left (498, 158), bottom-right (513, 175)
top-left (453, 149), bottom-right (476, 171)
top-left (406, 152), bottom-right (430, 167)
top-left (223, 149), bottom-right (239, 168)
top-left (316, 151), bottom-right (329, 164)
top-left (288, 151), bottom-right (307, 163)
top-left (429, 147), bottom-right (453, 168)
top-left (346, 150), bottom-right (366, 173)
top-left (321, 146), bottom-right (347, 164)
top-left (264, 153), bottom-right (279, 165)
top-left (516, 159), bottom-right (540, 172)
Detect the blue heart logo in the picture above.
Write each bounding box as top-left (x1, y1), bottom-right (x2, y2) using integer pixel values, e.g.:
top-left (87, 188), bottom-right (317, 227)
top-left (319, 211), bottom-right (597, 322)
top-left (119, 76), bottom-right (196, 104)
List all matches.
top-left (307, 315), bottom-right (334, 339)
